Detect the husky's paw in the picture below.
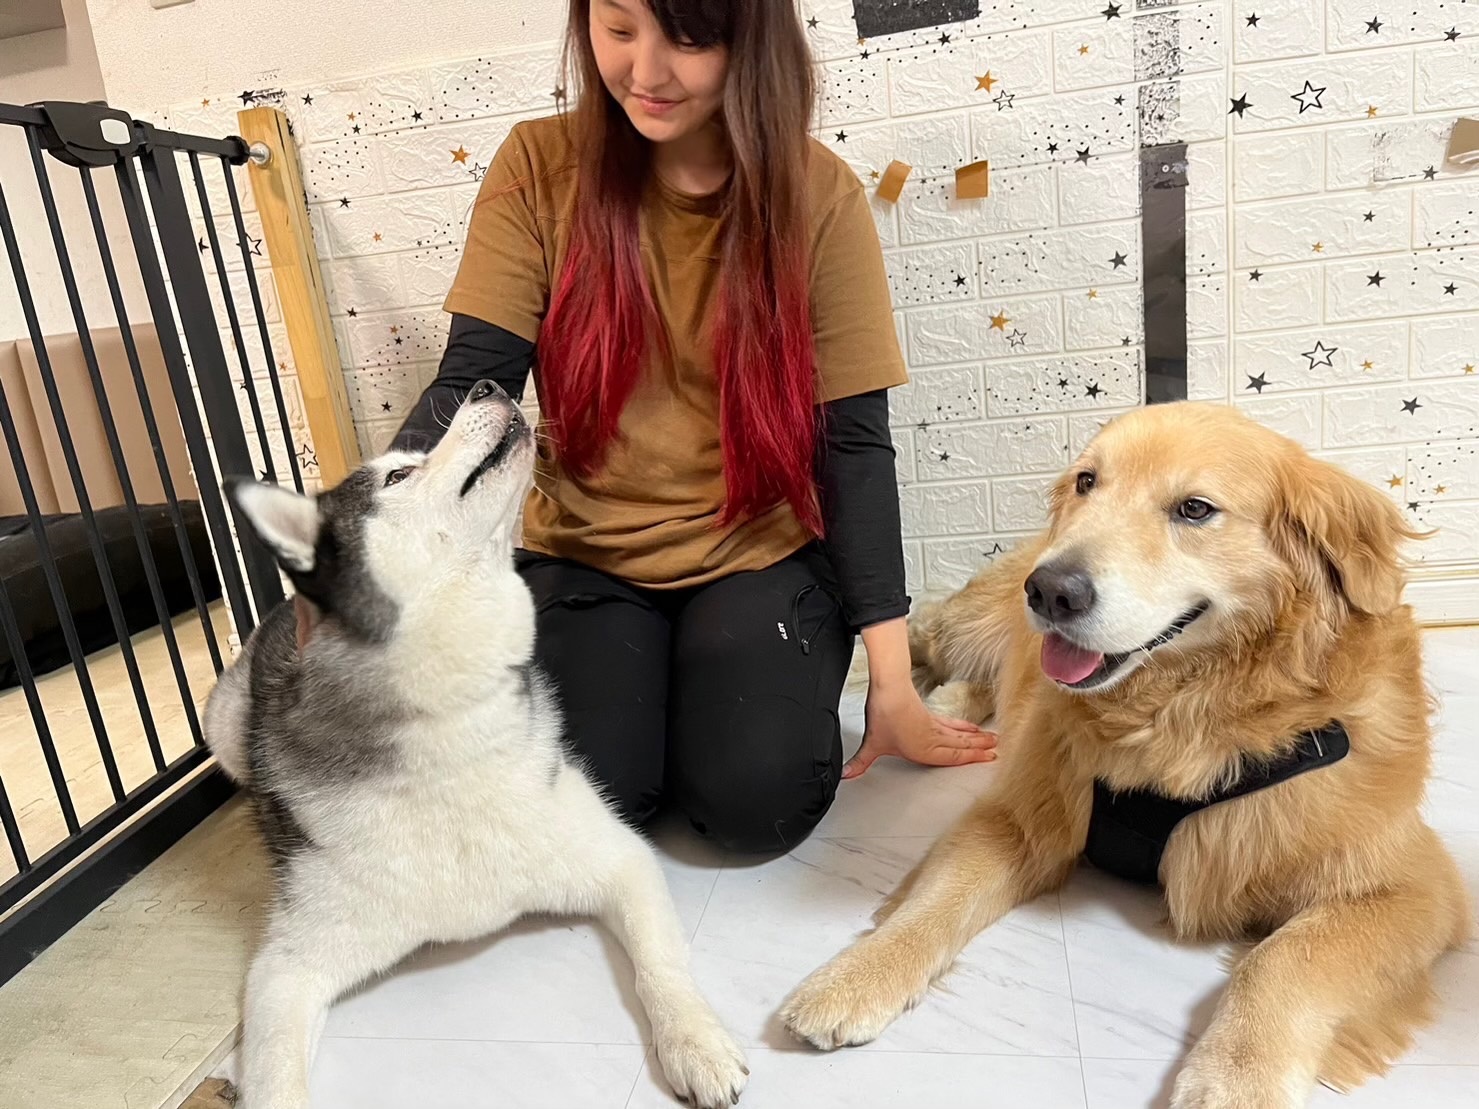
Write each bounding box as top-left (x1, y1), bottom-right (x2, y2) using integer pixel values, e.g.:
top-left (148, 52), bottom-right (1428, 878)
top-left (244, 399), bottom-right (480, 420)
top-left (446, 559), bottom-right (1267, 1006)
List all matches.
top-left (779, 950), bottom-right (920, 1050)
top-left (653, 1007), bottom-right (748, 1109)
top-left (1171, 1045), bottom-right (1307, 1109)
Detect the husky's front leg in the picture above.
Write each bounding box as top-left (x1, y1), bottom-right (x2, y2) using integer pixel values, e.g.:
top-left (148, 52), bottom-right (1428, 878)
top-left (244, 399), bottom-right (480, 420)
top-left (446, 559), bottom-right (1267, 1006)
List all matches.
top-left (597, 829), bottom-right (748, 1108)
top-left (240, 904), bottom-right (416, 1109)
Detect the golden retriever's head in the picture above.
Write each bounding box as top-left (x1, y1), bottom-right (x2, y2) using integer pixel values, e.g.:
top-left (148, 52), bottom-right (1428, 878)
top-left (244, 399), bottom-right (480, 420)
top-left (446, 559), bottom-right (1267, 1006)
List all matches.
top-left (1026, 402), bottom-right (1419, 693)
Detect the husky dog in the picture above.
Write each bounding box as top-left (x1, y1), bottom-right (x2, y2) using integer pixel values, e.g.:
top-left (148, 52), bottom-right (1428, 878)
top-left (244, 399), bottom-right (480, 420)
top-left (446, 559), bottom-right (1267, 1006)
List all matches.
top-left (204, 380), bottom-right (748, 1109)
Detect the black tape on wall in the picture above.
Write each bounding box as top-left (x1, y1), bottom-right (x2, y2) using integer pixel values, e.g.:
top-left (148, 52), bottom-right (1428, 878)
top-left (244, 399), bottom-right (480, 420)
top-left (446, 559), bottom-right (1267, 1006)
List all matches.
top-left (1140, 143), bottom-right (1189, 405)
top-left (853, 1), bottom-right (980, 39)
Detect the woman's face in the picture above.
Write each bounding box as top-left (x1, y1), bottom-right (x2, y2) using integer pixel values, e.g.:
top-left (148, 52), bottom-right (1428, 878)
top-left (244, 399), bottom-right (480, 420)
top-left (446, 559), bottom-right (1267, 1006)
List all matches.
top-left (589, 0), bottom-right (730, 145)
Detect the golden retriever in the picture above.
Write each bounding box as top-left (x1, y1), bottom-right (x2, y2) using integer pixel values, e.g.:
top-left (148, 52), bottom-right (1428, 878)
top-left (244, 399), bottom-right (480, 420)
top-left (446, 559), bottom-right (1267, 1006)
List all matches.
top-left (781, 401), bottom-right (1471, 1107)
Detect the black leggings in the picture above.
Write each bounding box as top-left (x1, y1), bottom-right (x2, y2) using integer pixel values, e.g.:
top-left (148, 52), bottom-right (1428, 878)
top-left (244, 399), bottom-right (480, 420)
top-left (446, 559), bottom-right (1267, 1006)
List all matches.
top-left (516, 546), bottom-right (855, 854)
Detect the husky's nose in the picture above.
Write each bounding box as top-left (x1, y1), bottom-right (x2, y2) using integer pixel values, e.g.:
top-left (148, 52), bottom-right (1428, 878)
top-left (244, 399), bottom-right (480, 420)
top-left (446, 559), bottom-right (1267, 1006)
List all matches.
top-left (467, 379), bottom-right (505, 403)
top-left (1026, 562), bottom-right (1096, 622)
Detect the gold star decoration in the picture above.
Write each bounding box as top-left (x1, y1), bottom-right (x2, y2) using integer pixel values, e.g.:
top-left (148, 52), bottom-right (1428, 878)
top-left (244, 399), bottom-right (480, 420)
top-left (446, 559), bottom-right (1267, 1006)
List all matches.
top-left (1312, 242), bottom-right (1324, 252)
top-left (989, 311), bottom-right (1010, 331)
top-left (373, 231), bottom-right (383, 242)
top-left (1464, 363), bottom-right (1476, 374)
top-left (1362, 359), bottom-right (1374, 370)
top-left (858, 37), bottom-right (866, 46)
top-left (869, 169), bottom-right (880, 180)
top-left (1087, 288), bottom-right (1099, 299)
top-left (451, 146), bottom-right (470, 164)
top-left (1366, 105), bottom-right (1379, 118)
top-left (1078, 44), bottom-right (1090, 55)
top-left (201, 98), bottom-right (211, 107)
top-left (347, 112), bottom-right (357, 122)
top-left (1387, 476), bottom-right (1403, 488)
top-left (976, 72), bottom-right (998, 92)
top-left (1436, 485), bottom-right (1448, 494)
top-left (389, 325), bottom-right (401, 334)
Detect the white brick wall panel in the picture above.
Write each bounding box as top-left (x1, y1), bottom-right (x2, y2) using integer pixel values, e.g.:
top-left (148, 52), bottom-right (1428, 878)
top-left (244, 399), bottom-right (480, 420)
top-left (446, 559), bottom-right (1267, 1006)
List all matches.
top-left (1161, 4), bottom-right (1228, 77)
top-left (1233, 0), bottom-right (1323, 64)
top-left (1325, 253), bottom-right (1479, 323)
top-left (399, 247), bottom-right (463, 308)
top-left (979, 221), bottom-right (1139, 297)
top-left (1142, 73), bottom-right (1229, 145)
top-left (898, 164), bottom-right (1056, 245)
top-left (1068, 409), bottom-right (1136, 456)
top-left (902, 539), bottom-right (924, 599)
top-left (906, 294), bottom-right (1064, 366)
top-left (827, 115), bottom-right (971, 186)
top-left (299, 137), bottom-right (385, 204)
top-left (1186, 140), bottom-right (1227, 210)
top-left (345, 308), bottom-right (448, 367)
top-left (819, 56), bottom-right (889, 127)
top-left (1189, 339), bottom-right (1230, 401)
top-left (1053, 23), bottom-right (1135, 93)
top-left (922, 536), bottom-right (1018, 593)
top-left (969, 90), bottom-right (1136, 170)
top-left (888, 30), bottom-right (1051, 118)
top-left (1233, 132), bottom-right (1324, 201)
top-left (802, 0), bottom-right (870, 64)
top-left (915, 417), bottom-right (1070, 481)
top-left (380, 116), bottom-right (528, 193)
top-left (992, 473), bottom-right (1055, 532)
top-left (358, 71), bottom-right (432, 135)
top-left (893, 427), bottom-right (917, 483)
top-left (899, 480), bottom-right (994, 538)
top-left (1312, 446), bottom-right (1409, 498)
top-left (344, 364), bottom-right (433, 426)
top-left (1231, 55), bottom-right (1416, 133)
top-left (1325, 119), bottom-right (1458, 189)
top-left (1188, 274), bottom-right (1229, 339)
top-left (328, 256), bottom-right (407, 314)
top-left (889, 366), bottom-right (986, 427)
top-left (1409, 501), bottom-right (1479, 564)
top-left (320, 192), bottom-right (460, 258)
top-left (1415, 182), bottom-right (1479, 250)
top-left (1234, 264), bottom-right (1322, 331)
top-left (1326, 0), bottom-right (1479, 50)
top-left (1415, 42), bottom-right (1479, 111)
top-left (1237, 393), bottom-right (1323, 450)
top-left (429, 49), bottom-right (562, 122)
top-left (207, 268), bottom-right (280, 330)
top-left (1409, 441), bottom-right (1479, 498)
top-left (1325, 382), bottom-right (1479, 446)
top-left (885, 241), bottom-right (978, 307)
top-left (1411, 317), bottom-right (1479, 379)
top-left (1234, 189), bottom-right (1410, 266)
top-left (1057, 152), bottom-right (1140, 226)
top-left (357, 418), bottom-right (402, 456)
top-left (1234, 322), bottom-right (1410, 391)
top-left (985, 351), bottom-right (1141, 417)
top-left (1188, 209), bottom-right (1227, 275)
top-left (1064, 286), bottom-right (1141, 350)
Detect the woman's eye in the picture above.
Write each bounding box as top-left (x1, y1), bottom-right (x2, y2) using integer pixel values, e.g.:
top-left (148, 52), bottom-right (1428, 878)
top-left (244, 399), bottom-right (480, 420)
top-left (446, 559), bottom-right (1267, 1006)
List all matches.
top-left (384, 468), bottom-right (413, 487)
top-left (1177, 497), bottom-right (1217, 522)
top-left (1074, 471), bottom-right (1096, 496)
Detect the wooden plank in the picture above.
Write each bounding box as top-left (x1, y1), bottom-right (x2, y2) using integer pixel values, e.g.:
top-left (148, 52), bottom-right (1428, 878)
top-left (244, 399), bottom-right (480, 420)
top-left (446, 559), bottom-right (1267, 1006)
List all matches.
top-left (235, 106), bottom-right (360, 486)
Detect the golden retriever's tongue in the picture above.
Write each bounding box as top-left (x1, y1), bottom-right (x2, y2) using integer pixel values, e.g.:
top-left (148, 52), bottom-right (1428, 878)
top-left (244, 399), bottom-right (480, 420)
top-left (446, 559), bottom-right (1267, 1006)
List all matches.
top-left (1041, 633), bottom-right (1103, 684)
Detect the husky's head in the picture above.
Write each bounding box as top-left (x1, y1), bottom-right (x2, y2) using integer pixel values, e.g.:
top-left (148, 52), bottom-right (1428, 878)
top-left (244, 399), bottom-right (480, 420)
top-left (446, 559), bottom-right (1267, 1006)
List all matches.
top-left (226, 380), bottom-right (533, 649)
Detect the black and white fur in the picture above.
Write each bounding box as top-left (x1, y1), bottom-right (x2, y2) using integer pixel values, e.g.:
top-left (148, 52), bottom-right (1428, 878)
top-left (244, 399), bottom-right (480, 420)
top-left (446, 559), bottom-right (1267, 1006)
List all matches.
top-left (205, 380), bottom-right (748, 1109)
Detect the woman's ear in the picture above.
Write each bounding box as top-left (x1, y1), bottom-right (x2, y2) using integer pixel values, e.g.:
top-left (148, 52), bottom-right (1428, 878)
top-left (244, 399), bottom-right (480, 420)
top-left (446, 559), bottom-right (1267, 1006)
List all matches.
top-left (1273, 456), bottom-right (1424, 616)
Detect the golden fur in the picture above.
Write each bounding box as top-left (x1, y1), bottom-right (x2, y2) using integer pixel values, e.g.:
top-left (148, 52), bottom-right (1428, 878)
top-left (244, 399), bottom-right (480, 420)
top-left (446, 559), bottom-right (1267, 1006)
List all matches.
top-left (781, 402), bottom-right (1471, 1107)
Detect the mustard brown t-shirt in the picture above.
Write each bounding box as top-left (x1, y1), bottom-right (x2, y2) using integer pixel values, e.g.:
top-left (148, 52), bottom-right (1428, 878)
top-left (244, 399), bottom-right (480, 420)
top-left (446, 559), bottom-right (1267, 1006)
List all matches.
top-left (441, 115), bottom-right (908, 589)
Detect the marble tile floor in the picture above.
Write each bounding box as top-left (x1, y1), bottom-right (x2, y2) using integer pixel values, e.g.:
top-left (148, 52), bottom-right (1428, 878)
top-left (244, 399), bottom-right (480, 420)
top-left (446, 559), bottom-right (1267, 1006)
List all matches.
top-left (212, 629), bottom-right (1479, 1108)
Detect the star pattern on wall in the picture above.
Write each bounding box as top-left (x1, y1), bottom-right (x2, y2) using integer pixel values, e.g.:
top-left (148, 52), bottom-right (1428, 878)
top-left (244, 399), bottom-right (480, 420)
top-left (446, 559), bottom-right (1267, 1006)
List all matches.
top-left (1246, 373), bottom-right (1269, 393)
top-left (1302, 340), bottom-right (1338, 369)
top-left (1102, 3), bottom-right (1120, 19)
top-left (1291, 81), bottom-right (1326, 113)
top-left (1246, 13), bottom-right (1260, 27)
top-left (1402, 397), bottom-right (1422, 415)
top-left (1230, 93), bottom-right (1252, 117)
top-left (976, 72), bottom-right (997, 91)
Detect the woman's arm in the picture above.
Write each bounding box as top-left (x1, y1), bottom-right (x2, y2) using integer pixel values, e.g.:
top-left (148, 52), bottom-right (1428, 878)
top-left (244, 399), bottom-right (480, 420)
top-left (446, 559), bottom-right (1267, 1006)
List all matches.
top-left (817, 390), bottom-right (996, 779)
top-left (392, 314), bottom-right (535, 453)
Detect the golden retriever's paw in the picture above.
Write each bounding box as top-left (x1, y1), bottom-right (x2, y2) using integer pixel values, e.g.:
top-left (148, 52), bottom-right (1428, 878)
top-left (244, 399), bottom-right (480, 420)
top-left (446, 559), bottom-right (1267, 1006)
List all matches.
top-left (1171, 1048), bottom-right (1308, 1109)
top-left (653, 1009), bottom-right (748, 1109)
top-left (779, 954), bottom-right (921, 1050)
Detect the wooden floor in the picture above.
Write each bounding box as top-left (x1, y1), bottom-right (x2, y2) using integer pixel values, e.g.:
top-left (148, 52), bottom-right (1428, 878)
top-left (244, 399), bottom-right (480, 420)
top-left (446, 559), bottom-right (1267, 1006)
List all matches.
top-left (0, 603), bottom-right (232, 884)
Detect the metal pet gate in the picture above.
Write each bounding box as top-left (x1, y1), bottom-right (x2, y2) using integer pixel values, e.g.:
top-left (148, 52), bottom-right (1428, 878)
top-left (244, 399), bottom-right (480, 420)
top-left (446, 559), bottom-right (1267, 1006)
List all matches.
top-left (0, 100), bottom-right (295, 983)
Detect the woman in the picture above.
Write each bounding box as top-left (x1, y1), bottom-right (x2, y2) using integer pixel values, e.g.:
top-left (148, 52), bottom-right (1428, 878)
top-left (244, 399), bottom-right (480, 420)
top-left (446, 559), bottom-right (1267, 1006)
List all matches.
top-left (395, 0), bottom-right (996, 853)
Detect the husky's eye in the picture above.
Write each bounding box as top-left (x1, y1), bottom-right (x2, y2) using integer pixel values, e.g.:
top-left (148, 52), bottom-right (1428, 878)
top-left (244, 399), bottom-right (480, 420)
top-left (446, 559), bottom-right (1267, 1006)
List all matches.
top-left (1074, 471), bottom-right (1096, 496)
top-left (383, 467), bottom-right (414, 487)
top-left (1177, 497), bottom-right (1217, 523)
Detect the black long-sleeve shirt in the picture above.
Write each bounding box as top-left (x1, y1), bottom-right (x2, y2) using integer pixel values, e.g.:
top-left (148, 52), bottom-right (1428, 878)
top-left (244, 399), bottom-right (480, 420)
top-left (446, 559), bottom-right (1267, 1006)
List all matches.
top-left (395, 314), bottom-right (910, 629)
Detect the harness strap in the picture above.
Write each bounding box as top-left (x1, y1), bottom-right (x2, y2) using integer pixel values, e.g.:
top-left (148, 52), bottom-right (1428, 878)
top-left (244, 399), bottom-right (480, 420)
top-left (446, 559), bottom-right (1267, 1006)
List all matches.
top-left (1083, 721), bottom-right (1351, 886)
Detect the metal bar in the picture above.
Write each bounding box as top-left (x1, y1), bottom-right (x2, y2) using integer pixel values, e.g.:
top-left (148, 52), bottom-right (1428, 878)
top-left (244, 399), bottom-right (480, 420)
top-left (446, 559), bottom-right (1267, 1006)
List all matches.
top-left (80, 167), bottom-right (225, 679)
top-left (0, 101), bottom-right (46, 126)
top-left (22, 130), bottom-right (170, 774)
top-left (189, 151), bottom-right (278, 485)
top-left (113, 157), bottom-right (267, 640)
top-left (138, 143), bottom-right (286, 622)
top-left (0, 180), bottom-right (128, 804)
top-left (0, 755), bottom-right (235, 981)
top-left (0, 564), bottom-right (79, 837)
top-left (222, 154), bottom-right (304, 492)
top-left (0, 765), bottom-right (26, 876)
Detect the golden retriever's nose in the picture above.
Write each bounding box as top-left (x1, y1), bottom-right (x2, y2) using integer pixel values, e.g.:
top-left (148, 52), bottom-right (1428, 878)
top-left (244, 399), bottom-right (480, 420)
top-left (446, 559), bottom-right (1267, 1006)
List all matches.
top-left (1026, 563), bottom-right (1097, 622)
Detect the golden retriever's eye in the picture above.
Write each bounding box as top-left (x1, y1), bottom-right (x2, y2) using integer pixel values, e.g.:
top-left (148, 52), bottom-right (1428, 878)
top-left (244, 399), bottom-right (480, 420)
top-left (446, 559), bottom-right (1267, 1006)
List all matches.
top-left (1075, 471), bottom-right (1096, 496)
top-left (1177, 497), bottom-right (1217, 523)
top-left (383, 467), bottom-right (414, 488)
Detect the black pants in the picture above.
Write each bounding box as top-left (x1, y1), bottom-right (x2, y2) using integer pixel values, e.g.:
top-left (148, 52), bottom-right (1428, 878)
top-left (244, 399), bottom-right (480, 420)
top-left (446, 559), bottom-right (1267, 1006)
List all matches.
top-left (516, 545), bottom-right (855, 854)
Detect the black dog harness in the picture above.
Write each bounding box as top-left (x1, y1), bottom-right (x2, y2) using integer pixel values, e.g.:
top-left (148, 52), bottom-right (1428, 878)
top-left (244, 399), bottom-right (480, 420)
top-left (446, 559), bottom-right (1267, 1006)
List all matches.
top-left (1083, 722), bottom-right (1351, 886)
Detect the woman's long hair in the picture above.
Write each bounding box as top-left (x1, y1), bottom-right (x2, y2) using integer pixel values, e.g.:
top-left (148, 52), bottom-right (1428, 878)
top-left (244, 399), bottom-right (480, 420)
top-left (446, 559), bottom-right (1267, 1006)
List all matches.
top-left (540, 0), bottom-right (822, 531)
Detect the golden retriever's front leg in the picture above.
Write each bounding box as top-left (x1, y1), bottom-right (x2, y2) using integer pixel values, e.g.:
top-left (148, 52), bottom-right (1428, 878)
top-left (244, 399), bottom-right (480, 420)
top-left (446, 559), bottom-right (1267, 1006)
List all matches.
top-left (780, 789), bottom-right (1079, 1049)
top-left (1172, 874), bottom-right (1466, 1109)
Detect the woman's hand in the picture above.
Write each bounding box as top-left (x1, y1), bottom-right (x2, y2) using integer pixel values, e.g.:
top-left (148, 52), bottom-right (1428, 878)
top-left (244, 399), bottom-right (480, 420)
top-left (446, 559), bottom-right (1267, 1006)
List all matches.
top-left (843, 680), bottom-right (997, 779)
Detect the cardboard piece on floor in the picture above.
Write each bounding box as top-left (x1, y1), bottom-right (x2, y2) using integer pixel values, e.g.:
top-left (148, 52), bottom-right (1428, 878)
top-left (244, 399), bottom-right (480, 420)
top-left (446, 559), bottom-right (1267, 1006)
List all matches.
top-left (956, 160), bottom-right (990, 199)
top-left (1445, 117), bottom-right (1479, 167)
top-left (876, 160), bottom-right (912, 203)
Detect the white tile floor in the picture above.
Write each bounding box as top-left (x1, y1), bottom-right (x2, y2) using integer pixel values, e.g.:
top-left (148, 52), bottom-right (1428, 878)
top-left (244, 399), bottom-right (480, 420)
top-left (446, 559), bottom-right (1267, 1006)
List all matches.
top-left (224, 629), bottom-right (1479, 1108)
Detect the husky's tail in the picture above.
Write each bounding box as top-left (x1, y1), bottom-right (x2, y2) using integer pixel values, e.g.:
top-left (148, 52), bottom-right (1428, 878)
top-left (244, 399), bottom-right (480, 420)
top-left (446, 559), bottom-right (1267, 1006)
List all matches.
top-left (202, 641), bottom-right (253, 784)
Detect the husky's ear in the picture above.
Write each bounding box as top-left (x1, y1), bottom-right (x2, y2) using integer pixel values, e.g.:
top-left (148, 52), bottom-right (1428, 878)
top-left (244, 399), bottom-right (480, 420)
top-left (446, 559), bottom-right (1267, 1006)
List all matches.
top-left (226, 478), bottom-right (320, 573)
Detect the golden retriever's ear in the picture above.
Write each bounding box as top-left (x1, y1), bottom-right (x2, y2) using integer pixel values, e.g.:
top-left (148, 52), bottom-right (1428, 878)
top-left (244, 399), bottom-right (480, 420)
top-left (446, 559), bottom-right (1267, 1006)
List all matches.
top-left (1275, 456), bottom-right (1423, 615)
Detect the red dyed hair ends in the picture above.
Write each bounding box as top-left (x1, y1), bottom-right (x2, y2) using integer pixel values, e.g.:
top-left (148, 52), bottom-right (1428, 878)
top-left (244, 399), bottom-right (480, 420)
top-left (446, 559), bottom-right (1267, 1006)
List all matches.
top-left (542, 0), bottom-right (822, 532)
